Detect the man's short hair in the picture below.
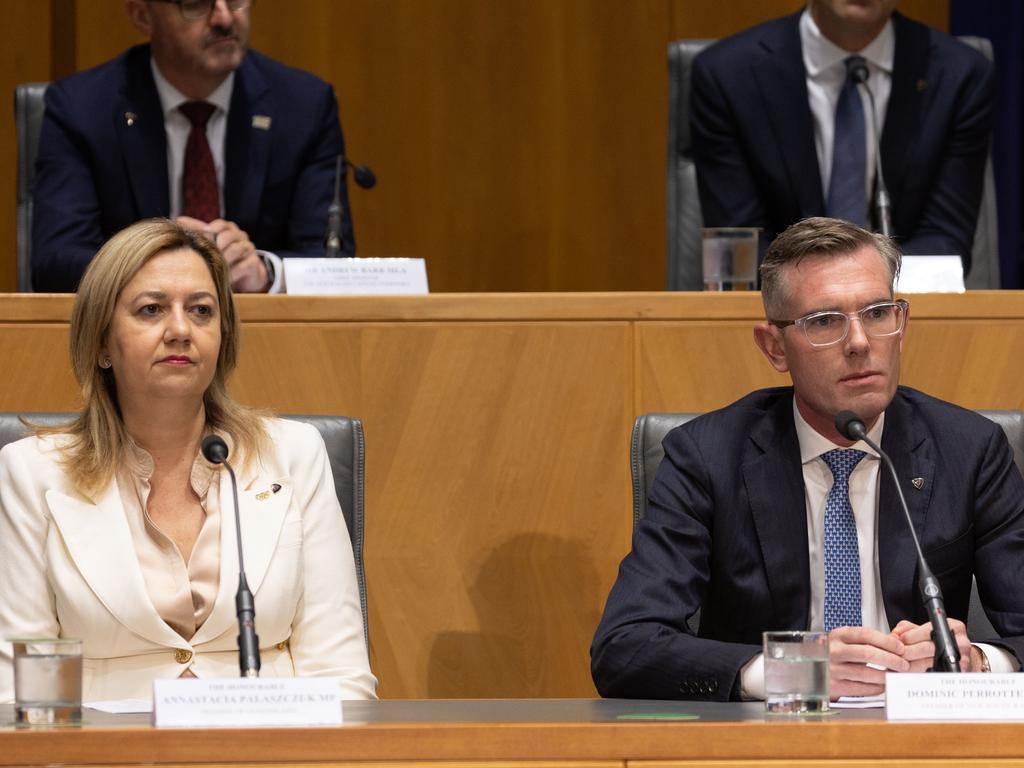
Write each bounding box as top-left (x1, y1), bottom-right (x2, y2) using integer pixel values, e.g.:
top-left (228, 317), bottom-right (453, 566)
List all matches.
top-left (760, 217), bottom-right (902, 319)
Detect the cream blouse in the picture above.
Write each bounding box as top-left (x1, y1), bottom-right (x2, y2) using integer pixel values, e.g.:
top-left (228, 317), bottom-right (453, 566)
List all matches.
top-left (118, 439), bottom-right (224, 641)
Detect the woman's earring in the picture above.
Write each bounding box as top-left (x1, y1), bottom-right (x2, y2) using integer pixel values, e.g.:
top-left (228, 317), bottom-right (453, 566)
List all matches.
top-left (99, 357), bottom-right (112, 369)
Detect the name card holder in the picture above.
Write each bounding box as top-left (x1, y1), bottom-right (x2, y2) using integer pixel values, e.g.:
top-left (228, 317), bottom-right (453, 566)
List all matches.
top-left (283, 257), bottom-right (428, 295)
top-left (896, 255), bottom-right (965, 293)
top-left (153, 677), bottom-right (342, 727)
top-left (886, 672), bottom-right (1024, 720)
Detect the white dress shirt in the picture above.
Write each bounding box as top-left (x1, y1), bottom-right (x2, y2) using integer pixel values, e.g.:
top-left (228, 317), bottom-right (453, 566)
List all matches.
top-left (150, 62), bottom-right (284, 293)
top-left (800, 8), bottom-right (893, 205)
top-left (740, 398), bottom-right (1015, 699)
top-left (151, 61), bottom-right (232, 220)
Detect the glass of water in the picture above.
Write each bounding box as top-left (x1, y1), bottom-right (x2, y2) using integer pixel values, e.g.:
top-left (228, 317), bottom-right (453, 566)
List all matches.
top-left (701, 227), bottom-right (759, 291)
top-left (9, 638), bottom-right (83, 725)
top-left (763, 630), bottom-right (829, 714)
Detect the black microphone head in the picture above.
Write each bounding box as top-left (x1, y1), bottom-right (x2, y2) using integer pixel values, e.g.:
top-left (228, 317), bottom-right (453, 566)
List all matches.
top-left (352, 164), bottom-right (377, 189)
top-left (834, 410), bottom-right (867, 441)
top-left (848, 56), bottom-right (869, 84)
top-left (201, 434), bottom-right (229, 464)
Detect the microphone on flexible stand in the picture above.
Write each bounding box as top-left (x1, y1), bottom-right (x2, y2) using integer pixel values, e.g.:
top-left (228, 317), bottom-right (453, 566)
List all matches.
top-left (201, 435), bottom-right (260, 678)
top-left (849, 60), bottom-right (893, 238)
top-left (834, 411), bottom-right (961, 672)
top-left (324, 155), bottom-right (377, 258)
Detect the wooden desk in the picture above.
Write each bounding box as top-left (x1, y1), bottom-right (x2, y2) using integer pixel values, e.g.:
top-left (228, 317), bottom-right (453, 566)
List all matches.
top-left (2, 292), bottom-right (1023, 699)
top-left (2, 699), bottom-right (1024, 767)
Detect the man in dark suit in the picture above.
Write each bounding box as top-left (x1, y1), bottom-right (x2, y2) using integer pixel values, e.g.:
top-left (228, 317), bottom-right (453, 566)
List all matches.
top-left (690, 0), bottom-right (994, 272)
top-left (32, 0), bottom-right (354, 293)
top-left (591, 217), bottom-right (1024, 702)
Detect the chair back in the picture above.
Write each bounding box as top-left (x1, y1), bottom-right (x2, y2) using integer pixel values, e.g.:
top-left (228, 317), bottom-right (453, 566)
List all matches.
top-left (15, 83), bottom-right (48, 293)
top-left (629, 409), bottom-right (1024, 639)
top-left (957, 36), bottom-right (1000, 290)
top-left (666, 37), bottom-right (1000, 290)
top-left (0, 412), bottom-right (369, 645)
top-left (666, 41), bottom-right (711, 291)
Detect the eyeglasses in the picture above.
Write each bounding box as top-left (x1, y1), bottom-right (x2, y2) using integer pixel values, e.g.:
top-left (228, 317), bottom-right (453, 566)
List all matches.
top-left (770, 299), bottom-right (909, 347)
top-left (150, 0), bottom-right (250, 22)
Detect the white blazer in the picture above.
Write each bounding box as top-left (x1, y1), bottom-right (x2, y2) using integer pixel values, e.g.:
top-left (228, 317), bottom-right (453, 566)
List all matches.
top-left (0, 418), bottom-right (377, 702)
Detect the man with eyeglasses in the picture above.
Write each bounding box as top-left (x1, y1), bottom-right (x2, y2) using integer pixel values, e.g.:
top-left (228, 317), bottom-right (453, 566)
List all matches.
top-left (592, 216), bottom-right (1024, 702)
top-left (32, 0), bottom-right (355, 292)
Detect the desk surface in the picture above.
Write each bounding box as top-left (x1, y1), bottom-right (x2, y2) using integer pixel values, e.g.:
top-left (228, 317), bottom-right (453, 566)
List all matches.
top-left (2, 698), bottom-right (1024, 766)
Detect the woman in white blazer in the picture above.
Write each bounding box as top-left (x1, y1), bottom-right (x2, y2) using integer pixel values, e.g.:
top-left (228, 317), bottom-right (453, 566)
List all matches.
top-left (0, 219), bottom-right (377, 702)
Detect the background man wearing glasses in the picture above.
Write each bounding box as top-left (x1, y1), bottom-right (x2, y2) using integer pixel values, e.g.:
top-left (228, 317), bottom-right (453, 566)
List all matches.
top-left (31, 0), bottom-right (354, 293)
top-left (591, 217), bottom-right (1024, 702)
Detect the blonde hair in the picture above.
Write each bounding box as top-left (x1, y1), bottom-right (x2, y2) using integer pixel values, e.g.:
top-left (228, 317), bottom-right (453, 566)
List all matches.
top-left (39, 219), bottom-right (268, 495)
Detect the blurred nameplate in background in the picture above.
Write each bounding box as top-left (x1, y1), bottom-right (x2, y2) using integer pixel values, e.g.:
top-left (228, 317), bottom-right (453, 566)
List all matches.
top-left (898, 255), bottom-right (966, 293)
top-left (283, 258), bottom-right (429, 295)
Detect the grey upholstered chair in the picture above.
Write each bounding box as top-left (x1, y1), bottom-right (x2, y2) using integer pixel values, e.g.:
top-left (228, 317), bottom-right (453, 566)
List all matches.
top-left (15, 83), bottom-right (48, 293)
top-left (0, 412), bottom-right (369, 645)
top-left (666, 37), bottom-right (1000, 291)
top-left (629, 409), bottom-right (1024, 640)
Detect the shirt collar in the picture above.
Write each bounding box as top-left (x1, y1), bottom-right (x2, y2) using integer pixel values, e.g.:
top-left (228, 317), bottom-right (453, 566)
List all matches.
top-left (123, 429), bottom-right (235, 497)
top-left (800, 7), bottom-right (895, 79)
top-left (150, 59), bottom-right (235, 119)
top-left (793, 395), bottom-right (885, 465)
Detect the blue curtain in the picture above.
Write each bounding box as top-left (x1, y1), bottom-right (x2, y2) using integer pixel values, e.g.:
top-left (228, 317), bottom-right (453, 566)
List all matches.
top-left (950, 0), bottom-right (1024, 288)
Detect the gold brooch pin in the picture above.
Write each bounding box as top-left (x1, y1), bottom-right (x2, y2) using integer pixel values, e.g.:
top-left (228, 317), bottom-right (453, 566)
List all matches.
top-left (255, 490), bottom-right (271, 501)
top-left (252, 115), bottom-right (271, 130)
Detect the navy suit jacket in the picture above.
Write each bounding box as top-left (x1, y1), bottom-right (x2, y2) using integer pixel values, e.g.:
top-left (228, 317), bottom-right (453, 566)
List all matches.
top-left (32, 44), bottom-right (354, 292)
top-left (591, 387), bottom-right (1024, 701)
top-left (690, 12), bottom-right (995, 270)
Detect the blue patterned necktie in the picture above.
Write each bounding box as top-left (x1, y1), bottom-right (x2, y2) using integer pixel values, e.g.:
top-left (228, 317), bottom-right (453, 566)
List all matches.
top-left (826, 55), bottom-right (868, 225)
top-left (821, 448), bottom-right (866, 631)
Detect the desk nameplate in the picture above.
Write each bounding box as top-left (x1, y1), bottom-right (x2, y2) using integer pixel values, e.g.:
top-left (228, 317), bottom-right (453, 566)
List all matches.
top-left (886, 672), bottom-right (1024, 720)
top-left (283, 257), bottom-right (428, 295)
top-left (153, 677), bottom-right (342, 727)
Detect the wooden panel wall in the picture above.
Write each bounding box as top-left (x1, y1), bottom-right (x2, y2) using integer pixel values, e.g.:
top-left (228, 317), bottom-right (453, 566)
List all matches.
top-left (0, 292), bottom-right (1017, 699)
top-left (3, 0), bottom-right (948, 293)
top-left (0, 3), bottom-right (52, 292)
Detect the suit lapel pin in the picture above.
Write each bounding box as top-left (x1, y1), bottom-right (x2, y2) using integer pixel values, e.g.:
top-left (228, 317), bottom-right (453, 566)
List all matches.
top-left (125, 112), bottom-right (137, 127)
top-left (255, 483), bottom-right (282, 501)
top-left (916, 79), bottom-right (928, 92)
top-left (252, 115), bottom-right (271, 130)
top-left (911, 477), bottom-right (925, 490)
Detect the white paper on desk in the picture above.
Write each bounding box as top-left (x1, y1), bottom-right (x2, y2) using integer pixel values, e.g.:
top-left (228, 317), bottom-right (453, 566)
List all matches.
top-left (85, 699), bottom-right (153, 714)
top-left (896, 255), bottom-right (965, 293)
top-left (831, 694), bottom-right (886, 709)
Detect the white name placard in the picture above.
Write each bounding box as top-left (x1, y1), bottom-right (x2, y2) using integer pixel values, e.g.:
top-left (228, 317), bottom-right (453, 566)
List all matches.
top-left (284, 257), bottom-right (429, 295)
top-left (886, 673), bottom-right (1024, 720)
top-left (153, 677), bottom-right (342, 727)
top-left (896, 255), bottom-right (965, 293)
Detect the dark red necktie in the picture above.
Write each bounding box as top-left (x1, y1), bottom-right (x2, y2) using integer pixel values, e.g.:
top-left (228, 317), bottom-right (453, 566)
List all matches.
top-left (179, 101), bottom-right (220, 222)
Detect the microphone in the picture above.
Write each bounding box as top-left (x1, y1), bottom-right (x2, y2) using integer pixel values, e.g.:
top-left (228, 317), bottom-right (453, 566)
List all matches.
top-left (834, 411), bottom-right (961, 672)
top-left (201, 434), bottom-right (261, 677)
top-left (324, 155), bottom-right (377, 258)
top-left (324, 156), bottom-right (345, 258)
top-left (345, 159), bottom-right (376, 190)
top-left (849, 61), bottom-right (893, 238)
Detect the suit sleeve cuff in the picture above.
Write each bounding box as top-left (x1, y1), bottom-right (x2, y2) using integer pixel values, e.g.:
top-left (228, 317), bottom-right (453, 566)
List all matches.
top-left (739, 652), bottom-right (765, 700)
top-left (258, 250), bottom-right (285, 294)
top-left (974, 643), bottom-right (1020, 672)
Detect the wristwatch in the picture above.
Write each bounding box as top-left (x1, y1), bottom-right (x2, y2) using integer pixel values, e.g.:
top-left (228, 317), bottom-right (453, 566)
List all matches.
top-left (974, 645), bottom-right (992, 673)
